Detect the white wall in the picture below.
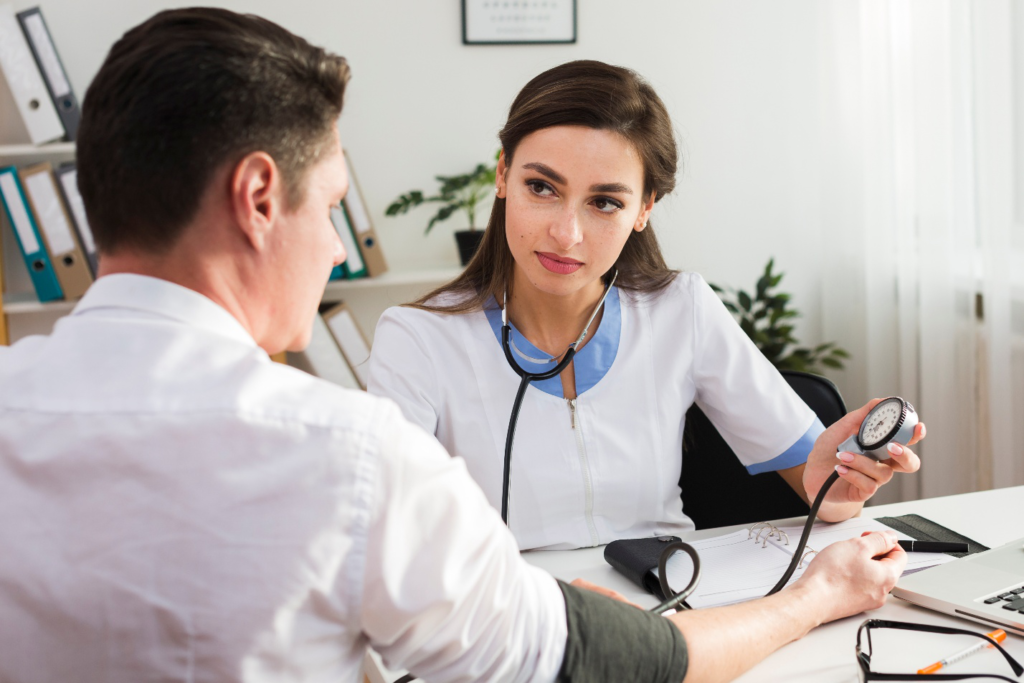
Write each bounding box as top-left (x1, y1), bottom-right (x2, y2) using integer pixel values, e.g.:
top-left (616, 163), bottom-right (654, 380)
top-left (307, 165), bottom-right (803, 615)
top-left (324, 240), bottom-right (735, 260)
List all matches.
top-left (7, 0), bottom-right (843, 389)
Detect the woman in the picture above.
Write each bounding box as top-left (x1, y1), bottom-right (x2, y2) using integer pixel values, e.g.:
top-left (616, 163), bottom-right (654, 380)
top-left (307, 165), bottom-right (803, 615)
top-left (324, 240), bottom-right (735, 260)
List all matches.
top-left (367, 60), bottom-right (924, 550)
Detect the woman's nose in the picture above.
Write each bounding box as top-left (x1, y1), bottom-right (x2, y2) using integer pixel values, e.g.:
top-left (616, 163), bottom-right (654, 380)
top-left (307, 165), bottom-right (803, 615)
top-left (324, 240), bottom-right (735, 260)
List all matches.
top-left (549, 205), bottom-right (583, 250)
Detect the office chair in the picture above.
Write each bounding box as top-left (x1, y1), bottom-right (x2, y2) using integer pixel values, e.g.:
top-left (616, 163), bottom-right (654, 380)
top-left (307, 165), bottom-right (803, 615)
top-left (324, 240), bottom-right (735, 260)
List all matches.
top-left (679, 370), bottom-right (847, 530)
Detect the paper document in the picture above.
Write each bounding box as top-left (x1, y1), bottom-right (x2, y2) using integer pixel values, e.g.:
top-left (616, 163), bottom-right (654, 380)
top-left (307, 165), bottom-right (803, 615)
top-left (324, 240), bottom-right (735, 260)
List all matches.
top-left (654, 518), bottom-right (957, 609)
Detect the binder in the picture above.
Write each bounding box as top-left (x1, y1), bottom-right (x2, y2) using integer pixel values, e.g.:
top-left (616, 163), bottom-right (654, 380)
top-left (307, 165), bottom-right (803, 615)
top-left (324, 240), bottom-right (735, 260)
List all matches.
top-left (328, 264), bottom-right (346, 281)
top-left (18, 163), bottom-right (92, 299)
top-left (342, 152), bottom-right (388, 277)
top-left (330, 203), bottom-right (366, 279)
top-left (0, 3), bottom-right (63, 144)
top-left (321, 301), bottom-right (371, 389)
top-left (0, 166), bottom-right (62, 301)
top-left (16, 7), bottom-right (79, 141)
top-left (0, 216), bottom-right (7, 345)
top-left (286, 311), bottom-right (360, 390)
top-left (53, 164), bottom-right (97, 277)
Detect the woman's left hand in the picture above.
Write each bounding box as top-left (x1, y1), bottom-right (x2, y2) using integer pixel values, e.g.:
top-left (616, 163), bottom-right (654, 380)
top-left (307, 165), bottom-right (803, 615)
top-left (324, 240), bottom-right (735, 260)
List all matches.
top-left (804, 398), bottom-right (925, 511)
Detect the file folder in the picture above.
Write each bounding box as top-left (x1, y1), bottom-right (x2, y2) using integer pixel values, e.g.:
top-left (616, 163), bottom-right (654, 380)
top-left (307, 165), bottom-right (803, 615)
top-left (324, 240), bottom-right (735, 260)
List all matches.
top-left (342, 152), bottom-right (388, 277)
top-left (16, 7), bottom-right (79, 141)
top-left (53, 164), bottom-right (97, 277)
top-left (287, 311), bottom-right (361, 390)
top-left (18, 163), bottom-right (92, 299)
top-left (0, 166), bottom-right (62, 301)
top-left (0, 3), bottom-right (63, 144)
top-left (321, 302), bottom-right (371, 389)
top-left (0, 218), bottom-right (7, 345)
top-left (330, 204), bottom-right (366, 279)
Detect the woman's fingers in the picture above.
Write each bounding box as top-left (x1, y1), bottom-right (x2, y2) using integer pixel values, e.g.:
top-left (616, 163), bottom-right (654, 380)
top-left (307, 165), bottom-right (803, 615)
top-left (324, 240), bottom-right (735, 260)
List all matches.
top-left (835, 454), bottom-right (892, 497)
top-left (883, 442), bottom-right (921, 473)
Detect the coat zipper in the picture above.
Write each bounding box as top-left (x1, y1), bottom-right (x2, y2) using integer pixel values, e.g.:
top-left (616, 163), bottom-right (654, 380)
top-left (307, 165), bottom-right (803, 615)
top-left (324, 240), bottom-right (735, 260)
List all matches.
top-left (567, 398), bottom-right (600, 546)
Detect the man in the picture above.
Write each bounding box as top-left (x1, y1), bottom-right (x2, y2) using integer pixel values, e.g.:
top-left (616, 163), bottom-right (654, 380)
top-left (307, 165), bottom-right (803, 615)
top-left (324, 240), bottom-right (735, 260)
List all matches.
top-left (0, 8), bottom-right (908, 682)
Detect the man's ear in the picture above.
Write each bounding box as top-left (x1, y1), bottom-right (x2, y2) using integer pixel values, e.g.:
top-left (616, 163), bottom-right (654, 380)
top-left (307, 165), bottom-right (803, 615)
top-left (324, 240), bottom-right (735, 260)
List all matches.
top-left (230, 152), bottom-right (280, 251)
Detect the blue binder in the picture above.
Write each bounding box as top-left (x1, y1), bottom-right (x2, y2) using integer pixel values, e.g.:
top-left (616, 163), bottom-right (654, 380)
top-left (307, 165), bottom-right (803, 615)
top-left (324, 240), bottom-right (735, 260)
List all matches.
top-left (0, 166), bottom-right (64, 302)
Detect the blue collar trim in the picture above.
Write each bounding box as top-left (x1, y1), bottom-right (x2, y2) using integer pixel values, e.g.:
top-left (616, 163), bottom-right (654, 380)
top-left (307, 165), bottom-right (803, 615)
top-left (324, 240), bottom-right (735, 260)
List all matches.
top-left (483, 287), bottom-right (621, 398)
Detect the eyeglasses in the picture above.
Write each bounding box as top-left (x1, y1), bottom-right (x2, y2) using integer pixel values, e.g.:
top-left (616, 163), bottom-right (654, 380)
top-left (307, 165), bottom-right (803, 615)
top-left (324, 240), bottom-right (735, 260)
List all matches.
top-left (856, 619), bottom-right (1024, 682)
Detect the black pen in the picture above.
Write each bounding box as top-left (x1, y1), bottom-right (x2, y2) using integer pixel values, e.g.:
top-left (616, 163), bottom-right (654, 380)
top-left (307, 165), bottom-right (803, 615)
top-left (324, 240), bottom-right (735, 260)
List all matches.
top-left (898, 540), bottom-right (969, 553)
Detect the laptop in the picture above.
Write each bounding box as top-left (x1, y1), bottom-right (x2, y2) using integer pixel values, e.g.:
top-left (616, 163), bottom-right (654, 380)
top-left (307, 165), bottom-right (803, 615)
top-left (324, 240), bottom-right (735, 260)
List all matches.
top-left (891, 537), bottom-right (1024, 636)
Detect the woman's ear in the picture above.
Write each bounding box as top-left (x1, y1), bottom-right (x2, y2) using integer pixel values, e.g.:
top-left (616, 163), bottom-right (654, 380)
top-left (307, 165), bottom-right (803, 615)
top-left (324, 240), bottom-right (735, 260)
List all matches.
top-left (495, 149), bottom-right (508, 199)
top-left (635, 191), bottom-right (656, 232)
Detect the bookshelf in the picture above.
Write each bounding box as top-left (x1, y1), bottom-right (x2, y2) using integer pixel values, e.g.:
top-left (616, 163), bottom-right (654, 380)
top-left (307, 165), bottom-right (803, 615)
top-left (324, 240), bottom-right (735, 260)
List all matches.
top-left (0, 143), bottom-right (462, 344)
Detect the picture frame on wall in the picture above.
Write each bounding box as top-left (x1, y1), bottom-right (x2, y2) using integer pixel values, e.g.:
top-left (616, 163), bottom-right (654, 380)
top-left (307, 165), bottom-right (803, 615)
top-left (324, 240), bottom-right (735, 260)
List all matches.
top-left (462, 0), bottom-right (576, 45)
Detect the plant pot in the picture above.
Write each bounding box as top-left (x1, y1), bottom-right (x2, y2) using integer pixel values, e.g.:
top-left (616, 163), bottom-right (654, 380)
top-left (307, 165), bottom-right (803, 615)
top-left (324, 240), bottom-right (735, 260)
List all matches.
top-left (455, 229), bottom-right (485, 266)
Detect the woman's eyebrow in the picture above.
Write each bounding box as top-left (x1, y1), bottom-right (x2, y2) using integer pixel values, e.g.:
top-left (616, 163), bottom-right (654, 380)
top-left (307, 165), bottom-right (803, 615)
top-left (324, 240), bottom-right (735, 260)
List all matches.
top-left (522, 162), bottom-right (634, 195)
top-left (522, 162), bottom-right (566, 184)
top-left (590, 182), bottom-right (632, 195)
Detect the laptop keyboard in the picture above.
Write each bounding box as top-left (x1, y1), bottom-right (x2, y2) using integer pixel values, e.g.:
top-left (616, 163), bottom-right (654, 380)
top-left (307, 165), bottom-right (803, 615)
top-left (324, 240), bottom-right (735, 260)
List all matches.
top-left (982, 584), bottom-right (1024, 613)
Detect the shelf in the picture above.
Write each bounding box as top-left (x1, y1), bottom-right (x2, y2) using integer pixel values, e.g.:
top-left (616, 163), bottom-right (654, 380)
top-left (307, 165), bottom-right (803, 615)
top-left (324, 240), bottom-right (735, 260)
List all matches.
top-left (0, 142), bottom-right (76, 166)
top-left (2, 291), bottom-right (77, 315)
top-left (322, 266), bottom-right (462, 300)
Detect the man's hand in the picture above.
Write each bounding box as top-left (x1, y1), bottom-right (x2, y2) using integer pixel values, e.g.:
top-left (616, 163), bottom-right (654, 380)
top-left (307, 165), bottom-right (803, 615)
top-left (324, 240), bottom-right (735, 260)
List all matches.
top-left (794, 530), bottom-right (907, 625)
top-left (804, 399), bottom-right (925, 519)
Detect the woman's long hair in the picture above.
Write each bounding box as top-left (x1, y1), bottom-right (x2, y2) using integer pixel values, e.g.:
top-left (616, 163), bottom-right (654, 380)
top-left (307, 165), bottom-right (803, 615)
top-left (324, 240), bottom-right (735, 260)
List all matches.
top-left (411, 60), bottom-right (680, 313)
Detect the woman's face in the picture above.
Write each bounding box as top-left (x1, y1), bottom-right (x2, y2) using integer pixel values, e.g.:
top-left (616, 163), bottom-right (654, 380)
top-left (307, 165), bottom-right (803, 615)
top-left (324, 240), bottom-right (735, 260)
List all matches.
top-left (497, 125), bottom-right (654, 301)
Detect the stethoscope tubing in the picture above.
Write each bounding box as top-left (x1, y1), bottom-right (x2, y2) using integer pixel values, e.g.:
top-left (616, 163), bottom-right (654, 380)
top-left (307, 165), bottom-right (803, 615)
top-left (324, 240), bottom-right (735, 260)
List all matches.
top-left (500, 325), bottom-right (577, 524)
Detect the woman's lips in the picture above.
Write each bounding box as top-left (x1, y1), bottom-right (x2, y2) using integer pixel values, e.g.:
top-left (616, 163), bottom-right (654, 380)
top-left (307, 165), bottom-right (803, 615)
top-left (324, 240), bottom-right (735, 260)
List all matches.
top-left (536, 252), bottom-right (583, 275)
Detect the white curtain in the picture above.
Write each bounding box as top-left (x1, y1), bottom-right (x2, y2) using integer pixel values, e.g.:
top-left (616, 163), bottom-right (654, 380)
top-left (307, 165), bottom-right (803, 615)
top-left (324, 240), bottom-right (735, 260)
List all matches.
top-left (820, 0), bottom-right (1024, 504)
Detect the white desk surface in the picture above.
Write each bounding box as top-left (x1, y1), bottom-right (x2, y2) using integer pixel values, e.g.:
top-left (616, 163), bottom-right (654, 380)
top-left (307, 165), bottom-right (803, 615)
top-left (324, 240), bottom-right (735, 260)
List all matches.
top-left (368, 485), bottom-right (1024, 682)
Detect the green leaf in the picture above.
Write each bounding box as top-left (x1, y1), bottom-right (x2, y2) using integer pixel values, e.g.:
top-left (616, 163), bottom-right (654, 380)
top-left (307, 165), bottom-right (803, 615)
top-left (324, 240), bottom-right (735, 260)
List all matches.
top-left (821, 357), bottom-right (844, 369)
top-left (723, 302), bottom-right (739, 313)
top-left (425, 202), bottom-right (461, 233)
top-left (832, 348), bottom-right (851, 359)
top-left (738, 290), bottom-right (752, 312)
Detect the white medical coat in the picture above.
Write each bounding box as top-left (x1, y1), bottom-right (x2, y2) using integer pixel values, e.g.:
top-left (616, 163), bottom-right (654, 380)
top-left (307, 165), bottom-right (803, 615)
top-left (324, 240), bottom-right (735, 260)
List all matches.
top-left (368, 273), bottom-right (822, 551)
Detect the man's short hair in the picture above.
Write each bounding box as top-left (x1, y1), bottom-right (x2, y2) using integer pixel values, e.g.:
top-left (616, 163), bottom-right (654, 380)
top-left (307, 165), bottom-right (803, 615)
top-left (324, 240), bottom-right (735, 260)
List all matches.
top-left (77, 8), bottom-right (351, 254)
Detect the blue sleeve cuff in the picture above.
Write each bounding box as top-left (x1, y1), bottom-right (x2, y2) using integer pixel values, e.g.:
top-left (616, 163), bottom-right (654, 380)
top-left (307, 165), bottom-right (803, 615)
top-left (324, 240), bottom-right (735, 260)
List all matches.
top-left (745, 417), bottom-right (825, 475)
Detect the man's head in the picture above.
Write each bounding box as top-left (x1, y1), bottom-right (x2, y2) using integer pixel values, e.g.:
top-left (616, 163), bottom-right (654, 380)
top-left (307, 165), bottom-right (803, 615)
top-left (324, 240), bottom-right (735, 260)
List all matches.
top-left (77, 8), bottom-right (351, 352)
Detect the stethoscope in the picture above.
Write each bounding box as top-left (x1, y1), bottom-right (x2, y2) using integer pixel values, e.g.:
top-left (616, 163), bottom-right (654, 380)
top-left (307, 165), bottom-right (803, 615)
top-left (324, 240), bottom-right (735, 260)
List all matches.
top-left (497, 276), bottom-right (921, 615)
top-left (499, 270), bottom-right (618, 525)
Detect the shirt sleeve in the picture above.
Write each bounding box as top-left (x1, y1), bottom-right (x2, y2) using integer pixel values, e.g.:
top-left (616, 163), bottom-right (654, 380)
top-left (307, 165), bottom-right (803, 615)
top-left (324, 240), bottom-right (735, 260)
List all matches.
top-left (366, 307), bottom-right (440, 436)
top-left (690, 275), bottom-right (824, 474)
top-left (361, 402), bottom-right (567, 682)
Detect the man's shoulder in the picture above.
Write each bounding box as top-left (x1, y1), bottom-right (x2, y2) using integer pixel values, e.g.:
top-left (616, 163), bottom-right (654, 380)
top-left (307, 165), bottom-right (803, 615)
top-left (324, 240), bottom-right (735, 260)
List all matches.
top-left (240, 359), bottom-right (400, 434)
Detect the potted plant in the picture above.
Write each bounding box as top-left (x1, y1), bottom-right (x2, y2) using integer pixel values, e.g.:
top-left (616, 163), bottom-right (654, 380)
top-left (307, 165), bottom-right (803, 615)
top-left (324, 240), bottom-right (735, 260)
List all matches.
top-left (386, 155), bottom-right (497, 265)
top-left (710, 258), bottom-right (850, 373)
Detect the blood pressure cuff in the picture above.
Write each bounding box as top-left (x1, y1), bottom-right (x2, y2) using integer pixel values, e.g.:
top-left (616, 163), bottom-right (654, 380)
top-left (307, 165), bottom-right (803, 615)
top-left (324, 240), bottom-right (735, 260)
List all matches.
top-left (556, 580), bottom-right (687, 683)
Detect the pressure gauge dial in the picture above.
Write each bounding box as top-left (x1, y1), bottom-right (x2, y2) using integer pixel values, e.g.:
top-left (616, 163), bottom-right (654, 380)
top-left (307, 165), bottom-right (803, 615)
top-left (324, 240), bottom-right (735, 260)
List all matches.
top-left (838, 397), bottom-right (918, 461)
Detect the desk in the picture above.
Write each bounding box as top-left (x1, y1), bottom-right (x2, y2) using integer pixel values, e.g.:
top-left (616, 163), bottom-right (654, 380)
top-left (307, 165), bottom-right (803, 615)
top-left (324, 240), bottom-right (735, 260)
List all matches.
top-left (367, 486), bottom-right (1024, 682)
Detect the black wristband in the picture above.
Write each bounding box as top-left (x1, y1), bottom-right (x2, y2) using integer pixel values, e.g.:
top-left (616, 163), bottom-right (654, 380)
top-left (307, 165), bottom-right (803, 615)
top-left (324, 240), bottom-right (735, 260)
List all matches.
top-left (556, 580), bottom-right (688, 682)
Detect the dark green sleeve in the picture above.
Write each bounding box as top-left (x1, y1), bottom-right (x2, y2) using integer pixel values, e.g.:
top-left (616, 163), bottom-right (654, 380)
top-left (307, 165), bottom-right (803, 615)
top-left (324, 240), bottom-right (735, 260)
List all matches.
top-left (556, 580), bottom-right (688, 683)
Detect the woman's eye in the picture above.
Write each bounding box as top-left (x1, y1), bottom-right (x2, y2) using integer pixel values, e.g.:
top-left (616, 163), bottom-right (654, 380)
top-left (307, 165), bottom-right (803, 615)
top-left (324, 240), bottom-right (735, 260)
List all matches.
top-left (526, 180), bottom-right (555, 197)
top-left (592, 197), bottom-right (623, 213)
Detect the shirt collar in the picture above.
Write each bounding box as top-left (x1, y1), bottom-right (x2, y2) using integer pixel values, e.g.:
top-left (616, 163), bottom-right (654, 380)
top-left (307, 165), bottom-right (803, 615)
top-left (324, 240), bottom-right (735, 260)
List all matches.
top-left (483, 286), bottom-right (621, 398)
top-left (72, 274), bottom-right (259, 348)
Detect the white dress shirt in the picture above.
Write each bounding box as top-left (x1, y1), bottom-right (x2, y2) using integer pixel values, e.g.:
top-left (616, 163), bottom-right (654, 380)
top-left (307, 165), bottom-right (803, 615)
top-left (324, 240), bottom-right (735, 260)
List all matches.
top-left (368, 273), bottom-right (823, 551)
top-left (0, 274), bottom-right (566, 683)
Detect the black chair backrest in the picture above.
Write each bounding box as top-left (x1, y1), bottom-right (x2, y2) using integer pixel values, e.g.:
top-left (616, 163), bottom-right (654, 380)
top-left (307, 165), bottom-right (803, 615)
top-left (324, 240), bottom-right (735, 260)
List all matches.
top-left (679, 370), bottom-right (847, 530)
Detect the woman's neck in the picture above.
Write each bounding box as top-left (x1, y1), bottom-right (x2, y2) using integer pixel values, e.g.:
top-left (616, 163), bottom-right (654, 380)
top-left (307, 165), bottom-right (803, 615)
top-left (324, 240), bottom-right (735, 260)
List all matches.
top-left (505, 269), bottom-right (608, 358)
